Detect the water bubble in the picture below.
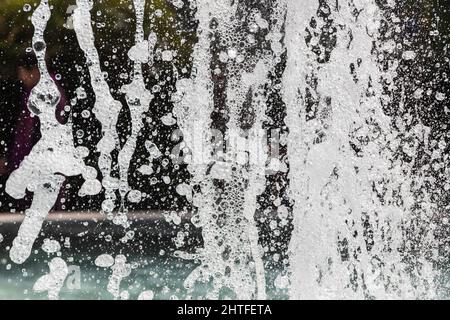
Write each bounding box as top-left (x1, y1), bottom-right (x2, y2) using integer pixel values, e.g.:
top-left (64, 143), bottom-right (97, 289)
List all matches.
top-left (227, 48), bottom-right (237, 59)
top-left (138, 164), bottom-right (153, 175)
top-left (402, 50), bottom-right (416, 60)
top-left (127, 190), bottom-right (142, 203)
top-left (23, 4), bottom-right (32, 12)
top-left (79, 179), bottom-right (102, 196)
top-left (75, 129), bottom-right (84, 139)
top-left (75, 146), bottom-right (90, 158)
top-left (161, 113), bottom-right (176, 126)
top-left (436, 92), bottom-right (446, 101)
top-left (249, 23), bottom-right (259, 33)
top-left (113, 214), bottom-right (128, 226)
top-left (138, 290), bottom-right (154, 300)
top-left (76, 86), bottom-right (87, 99)
top-left (219, 51), bottom-right (229, 63)
top-left (161, 50), bottom-right (173, 62)
top-left (95, 254), bottom-right (115, 268)
top-left (101, 199), bottom-right (115, 213)
top-left (413, 88), bottom-right (424, 99)
top-left (81, 110), bottom-right (91, 118)
top-left (41, 239), bottom-right (61, 254)
top-left (152, 85), bottom-right (161, 93)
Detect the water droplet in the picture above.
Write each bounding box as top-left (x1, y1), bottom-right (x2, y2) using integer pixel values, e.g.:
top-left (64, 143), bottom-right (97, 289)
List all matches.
top-left (95, 254), bottom-right (115, 268)
top-left (138, 290), bottom-right (154, 300)
top-left (436, 92), bottom-right (446, 101)
top-left (81, 110), bottom-right (91, 118)
top-left (33, 41), bottom-right (46, 52)
top-left (127, 190), bottom-right (142, 203)
top-left (402, 50), bottom-right (416, 60)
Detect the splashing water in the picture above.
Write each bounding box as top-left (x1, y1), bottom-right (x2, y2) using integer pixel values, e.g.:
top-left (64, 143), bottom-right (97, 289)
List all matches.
top-left (283, 0), bottom-right (436, 299)
top-left (33, 257), bottom-right (68, 300)
top-left (118, 0), bottom-right (154, 221)
top-left (1, 0), bottom-right (448, 299)
top-left (6, 0), bottom-right (100, 264)
top-left (73, 0), bottom-right (122, 221)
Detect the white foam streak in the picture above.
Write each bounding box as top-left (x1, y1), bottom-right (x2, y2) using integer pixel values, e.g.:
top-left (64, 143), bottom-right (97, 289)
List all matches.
top-left (73, 0), bottom-right (122, 215)
top-left (283, 0), bottom-right (436, 299)
top-left (118, 0), bottom-right (154, 215)
top-left (6, 0), bottom-right (97, 264)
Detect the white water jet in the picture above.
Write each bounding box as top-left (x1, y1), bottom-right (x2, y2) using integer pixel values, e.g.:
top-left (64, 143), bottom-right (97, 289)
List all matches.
top-left (33, 257), bottom-right (69, 300)
top-left (173, 0), bottom-right (288, 299)
top-left (106, 254), bottom-right (132, 299)
top-left (283, 0), bottom-right (436, 299)
top-left (5, 0), bottom-right (100, 264)
top-left (73, 0), bottom-right (122, 218)
top-left (2, 0), bottom-right (445, 300)
top-left (118, 0), bottom-right (154, 217)
top-left (171, 0), bottom-right (217, 298)
top-left (95, 253), bottom-right (131, 299)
